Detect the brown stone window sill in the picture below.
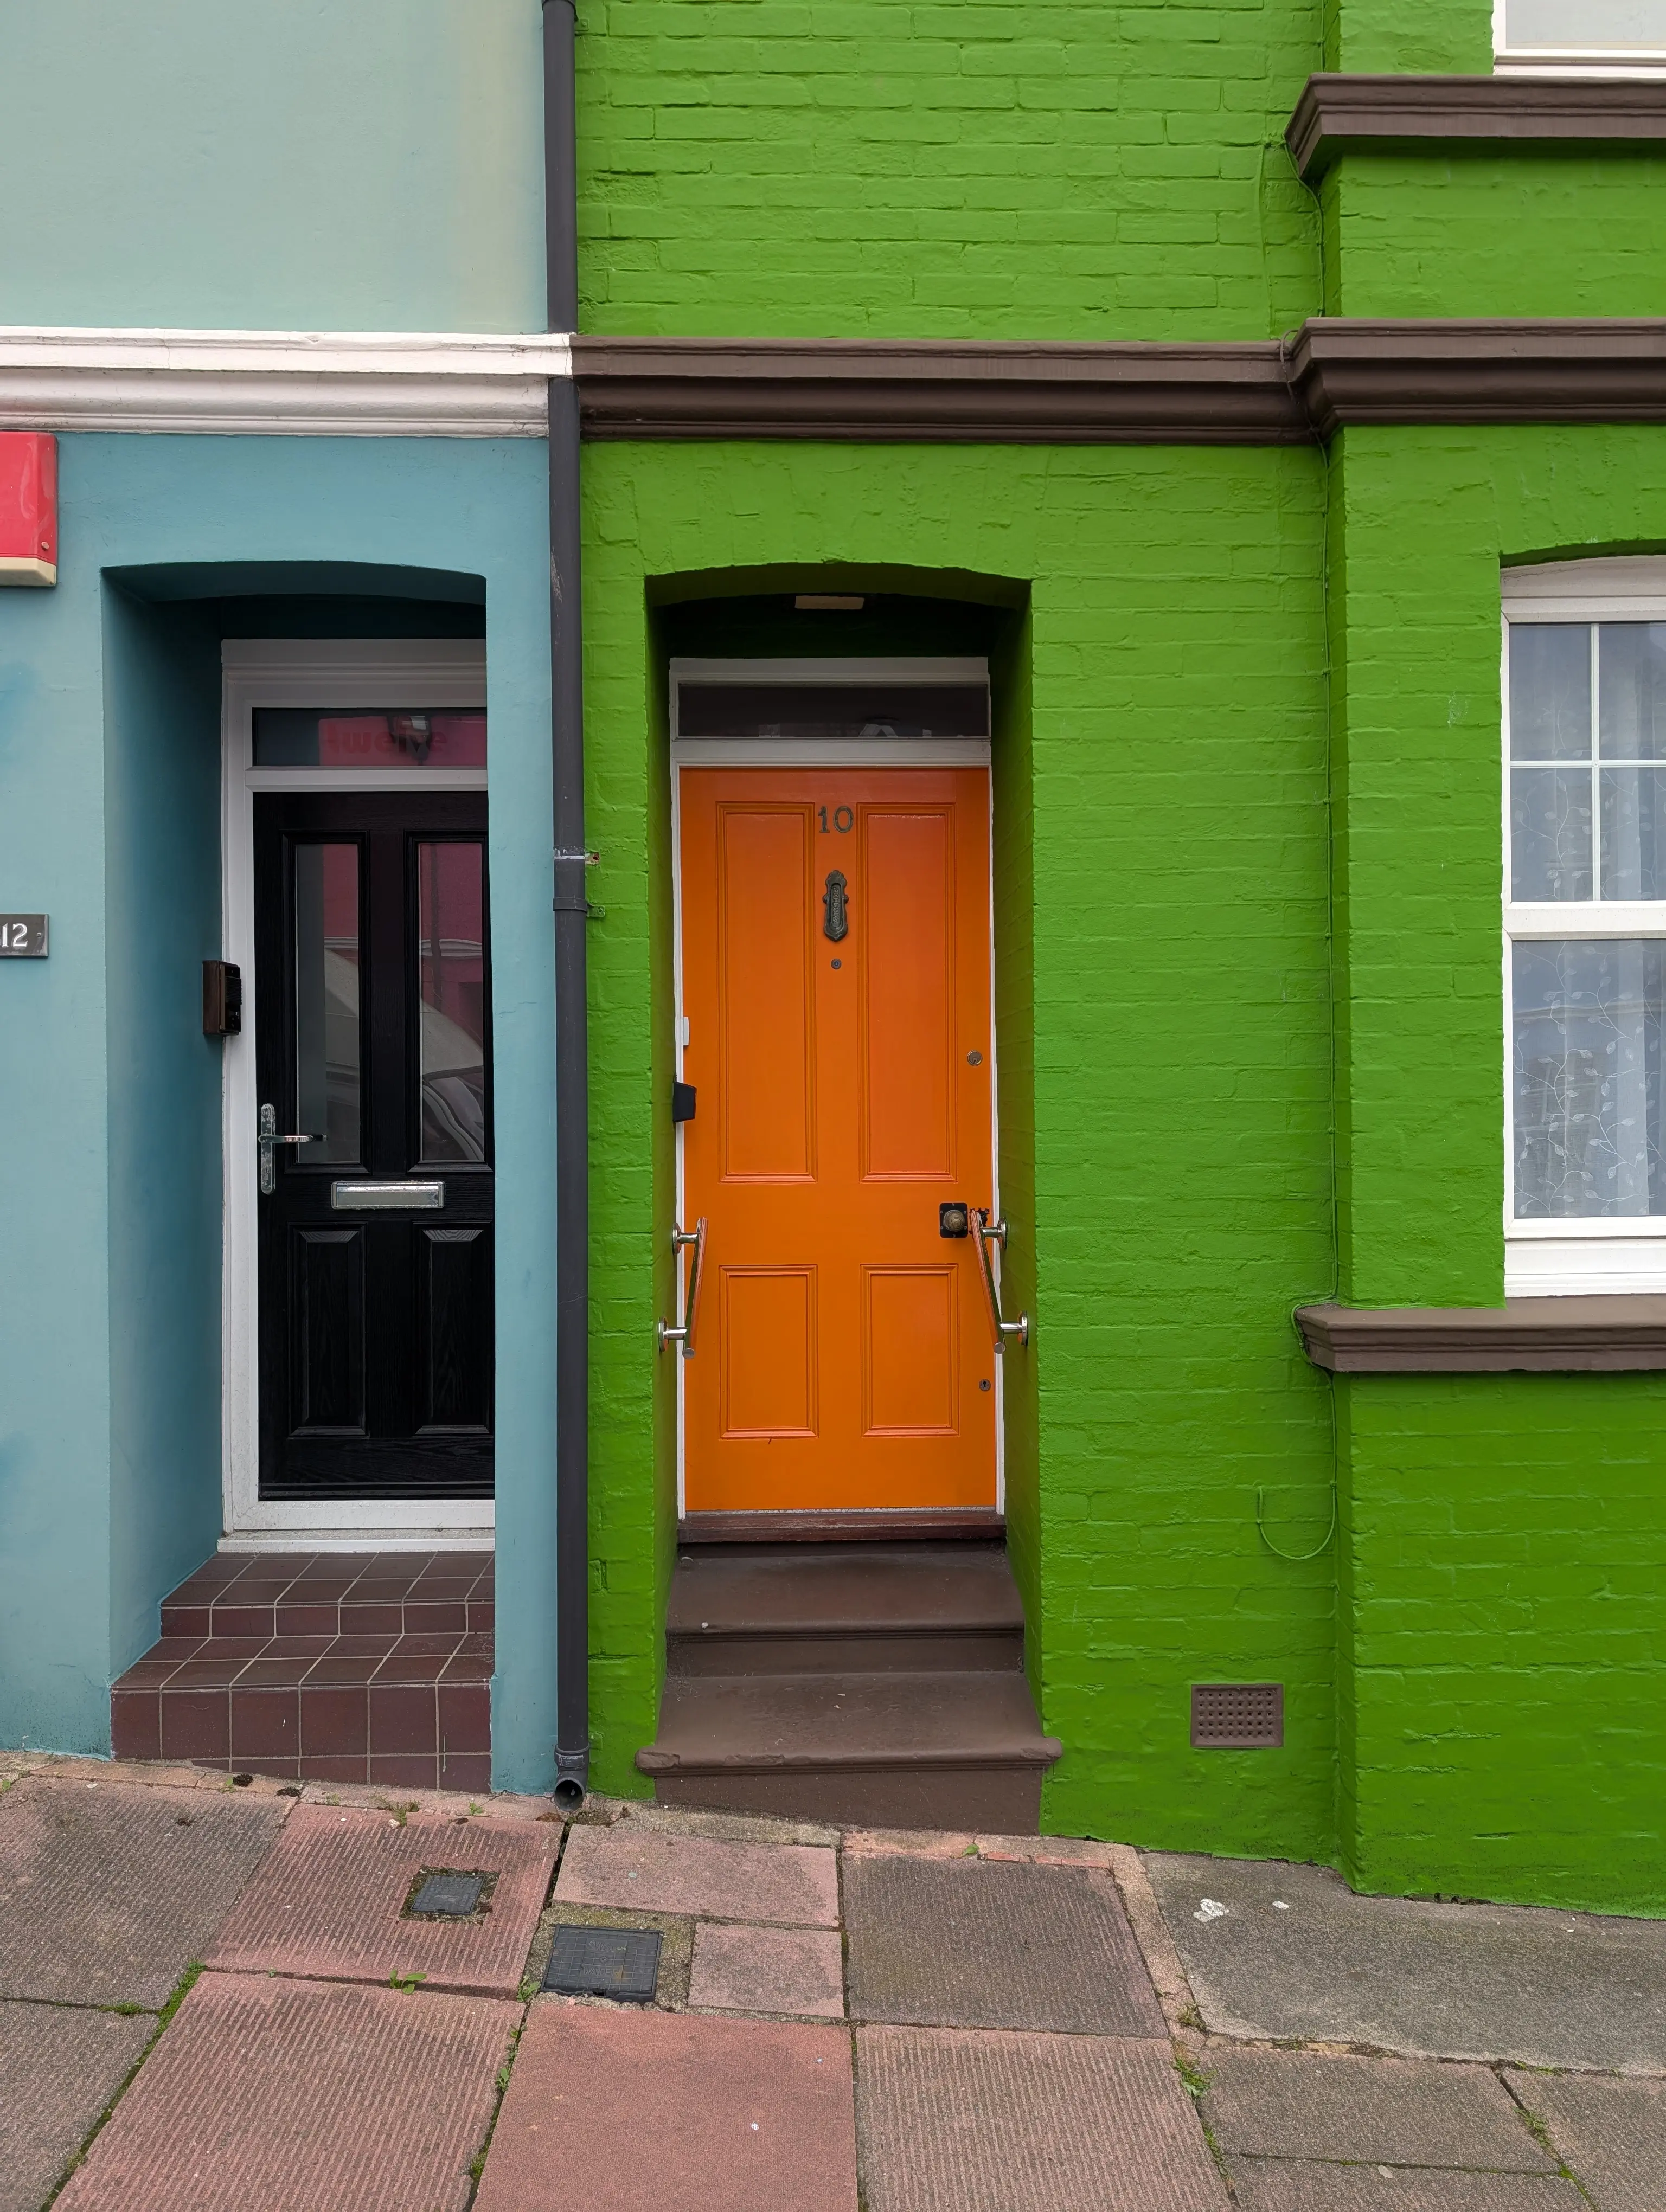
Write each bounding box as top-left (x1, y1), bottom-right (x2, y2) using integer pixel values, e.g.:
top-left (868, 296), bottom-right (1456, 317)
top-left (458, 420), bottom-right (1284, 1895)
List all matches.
top-left (1297, 1297), bottom-right (1666, 1372)
top-left (1287, 74), bottom-right (1666, 182)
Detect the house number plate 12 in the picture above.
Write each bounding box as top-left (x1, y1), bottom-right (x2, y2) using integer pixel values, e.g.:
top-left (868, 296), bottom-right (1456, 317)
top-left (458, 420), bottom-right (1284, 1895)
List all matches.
top-left (0, 914), bottom-right (47, 957)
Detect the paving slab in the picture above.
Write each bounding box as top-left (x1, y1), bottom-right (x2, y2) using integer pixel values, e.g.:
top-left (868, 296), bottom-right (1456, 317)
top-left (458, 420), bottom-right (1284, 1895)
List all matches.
top-left (856, 2026), bottom-right (1226, 2211)
top-left (1227, 2162), bottom-right (1586, 2210)
top-left (844, 1852), bottom-right (1165, 2034)
top-left (1200, 2049), bottom-right (1554, 2170)
top-left (689, 1924), bottom-right (845, 2018)
top-left (204, 1803), bottom-right (557, 1996)
top-left (1509, 2067), bottom-right (1666, 2212)
top-left (0, 1774), bottom-right (286, 2006)
top-left (472, 1999), bottom-right (857, 2212)
top-left (1146, 1851), bottom-right (1666, 2069)
top-left (0, 1999), bottom-right (153, 2212)
top-left (52, 1971), bottom-right (517, 2212)
top-left (555, 1823), bottom-right (838, 1926)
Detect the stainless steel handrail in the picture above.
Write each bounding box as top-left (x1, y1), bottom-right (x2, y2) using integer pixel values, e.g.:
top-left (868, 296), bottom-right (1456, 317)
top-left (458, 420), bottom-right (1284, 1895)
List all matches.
top-left (657, 1217), bottom-right (708, 1356)
top-left (974, 1209), bottom-right (1029, 1350)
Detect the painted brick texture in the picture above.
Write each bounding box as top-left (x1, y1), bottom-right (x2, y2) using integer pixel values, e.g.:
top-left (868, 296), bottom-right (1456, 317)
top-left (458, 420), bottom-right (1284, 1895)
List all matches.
top-left (576, 0), bottom-right (1323, 339)
top-left (584, 440), bottom-right (1338, 1862)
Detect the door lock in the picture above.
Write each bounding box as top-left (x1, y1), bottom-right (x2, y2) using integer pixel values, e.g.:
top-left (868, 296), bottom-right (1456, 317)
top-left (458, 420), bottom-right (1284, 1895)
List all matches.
top-left (939, 1203), bottom-right (970, 1238)
top-left (258, 1102), bottom-right (323, 1195)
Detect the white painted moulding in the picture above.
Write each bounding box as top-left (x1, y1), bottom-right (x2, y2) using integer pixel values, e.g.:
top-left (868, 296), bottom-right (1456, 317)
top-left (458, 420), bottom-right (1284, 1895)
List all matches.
top-left (0, 327), bottom-right (573, 436)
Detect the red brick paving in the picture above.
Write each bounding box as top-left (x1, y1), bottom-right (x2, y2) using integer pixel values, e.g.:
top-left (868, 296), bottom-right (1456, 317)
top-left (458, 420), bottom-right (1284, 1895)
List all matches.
top-left (473, 2001), bottom-right (858, 2212)
top-left (52, 1972), bottom-right (517, 2212)
top-left (204, 1803), bottom-right (556, 1996)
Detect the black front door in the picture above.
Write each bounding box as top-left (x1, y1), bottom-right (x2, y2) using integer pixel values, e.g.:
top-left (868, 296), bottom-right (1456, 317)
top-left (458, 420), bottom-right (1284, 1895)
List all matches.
top-left (255, 792), bottom-right (493, 1499)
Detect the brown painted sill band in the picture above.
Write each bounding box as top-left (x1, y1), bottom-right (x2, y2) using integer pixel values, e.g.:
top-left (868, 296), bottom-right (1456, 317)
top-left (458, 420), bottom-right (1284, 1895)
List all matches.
top-left (1297, 1297), bottom-right (1666, 1373)
top-left (1288, 72), bottom-right (1666, 182)
top-left (573, 322), bottom-right (1666, 443)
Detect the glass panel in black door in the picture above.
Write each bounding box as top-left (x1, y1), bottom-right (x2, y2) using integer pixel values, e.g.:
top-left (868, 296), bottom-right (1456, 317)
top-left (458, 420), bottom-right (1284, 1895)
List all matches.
top-left (255, 793), bottom-right (493, 1500)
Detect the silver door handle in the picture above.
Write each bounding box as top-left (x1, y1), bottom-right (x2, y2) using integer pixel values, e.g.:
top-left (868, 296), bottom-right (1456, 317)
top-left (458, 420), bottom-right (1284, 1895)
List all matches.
top-left (258, 1102), bottom-right (323, 1195)
top-left (974, 1208), bottom-right (1029, 1350)
top-left (657, 1218), bottom-right (707, 1357)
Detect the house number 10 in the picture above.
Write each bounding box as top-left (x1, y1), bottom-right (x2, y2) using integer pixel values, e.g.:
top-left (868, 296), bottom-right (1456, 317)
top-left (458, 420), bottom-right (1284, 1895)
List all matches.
top-left (818, 806), bottom-right (854, 833)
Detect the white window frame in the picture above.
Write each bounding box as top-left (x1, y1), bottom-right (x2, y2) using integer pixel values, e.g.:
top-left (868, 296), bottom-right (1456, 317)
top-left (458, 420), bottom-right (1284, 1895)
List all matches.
top-left (220, 638), bottom-right (493, 1551)
top-left (1494, 0), bottom-right (1666, 74)
top-left (1502, 561), bottom-right (1666, 1294)
top-left (665, 657), bottom-right (1003, 1517)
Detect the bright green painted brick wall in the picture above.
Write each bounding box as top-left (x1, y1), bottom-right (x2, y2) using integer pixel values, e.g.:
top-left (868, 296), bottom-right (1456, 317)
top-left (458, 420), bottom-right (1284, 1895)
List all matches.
top-left (577, 0), bottom-right (1322, 340)
top-left (1326, 0), bottom-right (1491, 72)
top-left (1340, 1374), bottom-right (1666, 1917)
top-left (1331, 422), bottom-right (1666, 1912)
top-left (582, 438), bottom-right (1338, 1859)
top-left (1322, 153), bottom-right (1666, 319)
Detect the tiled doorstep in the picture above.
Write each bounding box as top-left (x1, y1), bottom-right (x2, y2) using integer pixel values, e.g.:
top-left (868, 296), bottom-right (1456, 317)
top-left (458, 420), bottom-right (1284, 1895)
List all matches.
top-left (159, 1549), bottom-right (494, 1643)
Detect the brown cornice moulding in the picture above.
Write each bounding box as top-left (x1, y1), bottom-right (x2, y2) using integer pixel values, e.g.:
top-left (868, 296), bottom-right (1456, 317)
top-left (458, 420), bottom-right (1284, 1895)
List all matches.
top-left (1289, 318), bottom-right (1666, 438)
top-left (1287, 73), bottom-right (1666, 181)
top-left (1297, 1296), bottom-right (1666, 1372)
top-left (573, 335), bottom-right (1310, 444)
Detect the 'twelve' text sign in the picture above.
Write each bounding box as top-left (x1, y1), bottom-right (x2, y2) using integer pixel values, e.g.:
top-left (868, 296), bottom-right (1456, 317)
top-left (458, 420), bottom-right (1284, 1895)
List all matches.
top-left (0, 914), bottom-right (48, 956)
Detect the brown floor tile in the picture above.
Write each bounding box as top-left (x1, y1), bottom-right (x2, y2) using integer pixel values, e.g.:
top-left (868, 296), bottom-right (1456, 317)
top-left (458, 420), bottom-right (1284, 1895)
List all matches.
top-left (370, 1685), bottom-right (438, 1754)
top-left (165, 1657), bottom-right (264, 1690)
top-left (306, 1652), bottom-right (385, 1686)
top-left (110, 1690), bottom-right (161, 1761)
top-left (230, 1688), bottom-right (300, 1760)
top-left (441, 1654), bottom-right (493, 1682)
top-left (275, 1604), bottom-right (341, 1636)
top-left (209, 1605), bottom-right (279, 1639)
top-left (438, 1683), bottom-right (491, 1753)
top-left (341, 1604), bottom-right (405, 1637)
top-left (51, 1972), bottom-right (517, 2212)
top-left (301, 1686), bottom-right (369, 1757)
top-left (160, 1603), bottom-right (212, 1638)
top-left (300, 1755), bottom-right (370, 1783)
top-left (405, 1602), bottom-right (467, 1634)
top-left (439, 1752), bottom-right (492, 1794)
top-left (368, 1755), bottom-right (441, 1787)
top-left (159, 1690), bottom-right (230, 1761)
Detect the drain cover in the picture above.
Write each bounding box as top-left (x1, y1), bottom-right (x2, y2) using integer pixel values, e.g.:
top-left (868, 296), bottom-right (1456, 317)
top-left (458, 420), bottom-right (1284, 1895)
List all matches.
top-left (406, 1869), bottom-right (491, 1919)
top-left (543, 1923), bottom-right (662, 2002)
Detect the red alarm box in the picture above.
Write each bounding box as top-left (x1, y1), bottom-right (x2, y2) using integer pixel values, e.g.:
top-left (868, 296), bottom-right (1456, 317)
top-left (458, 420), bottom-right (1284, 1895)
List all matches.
top-left (0, 434), bottom-right (57, 587)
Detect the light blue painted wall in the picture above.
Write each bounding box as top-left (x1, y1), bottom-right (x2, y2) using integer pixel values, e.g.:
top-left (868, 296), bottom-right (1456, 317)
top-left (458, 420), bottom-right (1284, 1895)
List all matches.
top-left (0, 433), bottom-right (560, 1791)
top-left (0, 2), bottom-right (544, 332)
top-left (102, 593), bottom-right (226, 1675)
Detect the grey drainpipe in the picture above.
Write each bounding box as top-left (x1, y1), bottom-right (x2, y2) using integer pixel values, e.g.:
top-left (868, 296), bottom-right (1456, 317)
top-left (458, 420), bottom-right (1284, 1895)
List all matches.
top-left (543, 0), bottom-right (589, 1812)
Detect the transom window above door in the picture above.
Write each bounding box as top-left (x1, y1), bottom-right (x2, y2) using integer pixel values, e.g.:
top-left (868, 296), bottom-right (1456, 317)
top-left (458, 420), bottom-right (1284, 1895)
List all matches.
top-left (226, 639), bottom-right (487, 793)
top-left (1503, 562), bottom-right (1666, 1293)
top-left (254, 709), bottom-right (486, 771)
top-left (1496, 0), bottom-right (1666, 70)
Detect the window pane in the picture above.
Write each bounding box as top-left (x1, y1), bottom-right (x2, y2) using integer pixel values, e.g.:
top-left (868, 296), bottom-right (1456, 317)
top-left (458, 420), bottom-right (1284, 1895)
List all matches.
top-left (1508, 625), bottom-right (1590, 761)
top-left (418, 841), bottom-right (488, 1164)
top-left (1505, 0), bottom-right (1666, 42)
top-left (1511, 767), bottom-right (1593, 901)
top-left (294, 843), bottom-right (361, 1163)
top-left (676, 683), bottom-right (989, 740)
top-left (1601, 766), bottom-right (1666, 898)
top-left (254, 710), bottom-right (487, 769)
top-left (1513, 940), bottom-right (1666, 1217)
top-left (1599, 624), bottom-right (1666, 760)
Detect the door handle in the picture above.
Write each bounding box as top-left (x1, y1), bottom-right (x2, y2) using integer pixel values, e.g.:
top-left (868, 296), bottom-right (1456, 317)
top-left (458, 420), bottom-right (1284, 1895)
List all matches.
top-left (258, 1102), bottom-right (324, 1196)
top-left (973, 1208), bottom-right (1029, 1351)
top-left (657, 1218), bottom-right (707, 1358)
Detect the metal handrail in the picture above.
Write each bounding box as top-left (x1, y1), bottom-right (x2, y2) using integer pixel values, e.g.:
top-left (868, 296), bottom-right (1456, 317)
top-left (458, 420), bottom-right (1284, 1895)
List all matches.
top-left (974, 1210), bottom-right (1029, 1350)
top-left (657, 1218), bottom-right (708, 1356)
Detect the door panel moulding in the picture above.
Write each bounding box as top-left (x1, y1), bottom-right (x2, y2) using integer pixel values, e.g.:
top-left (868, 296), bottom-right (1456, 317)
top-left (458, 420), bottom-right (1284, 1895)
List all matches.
top-left (1287, 72), bottom-right (1666, 179)
top-left (220, 639), bottom-right (494, 1541)
top-left (0, 328), bottom-right (571, 435)
top-left (575, 325), bottom-right (1666, 443)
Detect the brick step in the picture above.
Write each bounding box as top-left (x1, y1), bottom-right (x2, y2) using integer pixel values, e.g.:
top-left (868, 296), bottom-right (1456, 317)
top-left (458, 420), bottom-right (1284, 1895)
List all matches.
top-left (112, 1550), bottom-right (493, 1791)
top-left (638, 1667), bottom-right (1062, 1831)
top-left (160, 1550), bottom-right (494, 1642)
top-left (667, 1542), bottom-right (1025, 1675)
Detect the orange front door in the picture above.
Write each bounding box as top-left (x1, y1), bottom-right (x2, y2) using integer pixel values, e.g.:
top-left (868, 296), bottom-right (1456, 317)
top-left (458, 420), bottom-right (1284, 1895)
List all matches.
top-left (678, 766), bottom-right (998, 1512)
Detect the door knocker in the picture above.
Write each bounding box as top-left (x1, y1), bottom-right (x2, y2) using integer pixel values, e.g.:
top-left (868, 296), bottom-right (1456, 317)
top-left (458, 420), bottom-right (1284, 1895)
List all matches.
top-left (822, 869), bottom-right (849, 942)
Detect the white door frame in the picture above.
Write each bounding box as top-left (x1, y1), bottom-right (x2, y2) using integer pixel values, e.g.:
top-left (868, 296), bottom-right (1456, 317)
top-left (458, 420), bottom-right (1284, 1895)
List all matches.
top-left (219, 638), bottom-right (495, 1550)
top-left (665, 657), bottom-right (1005, 1519)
